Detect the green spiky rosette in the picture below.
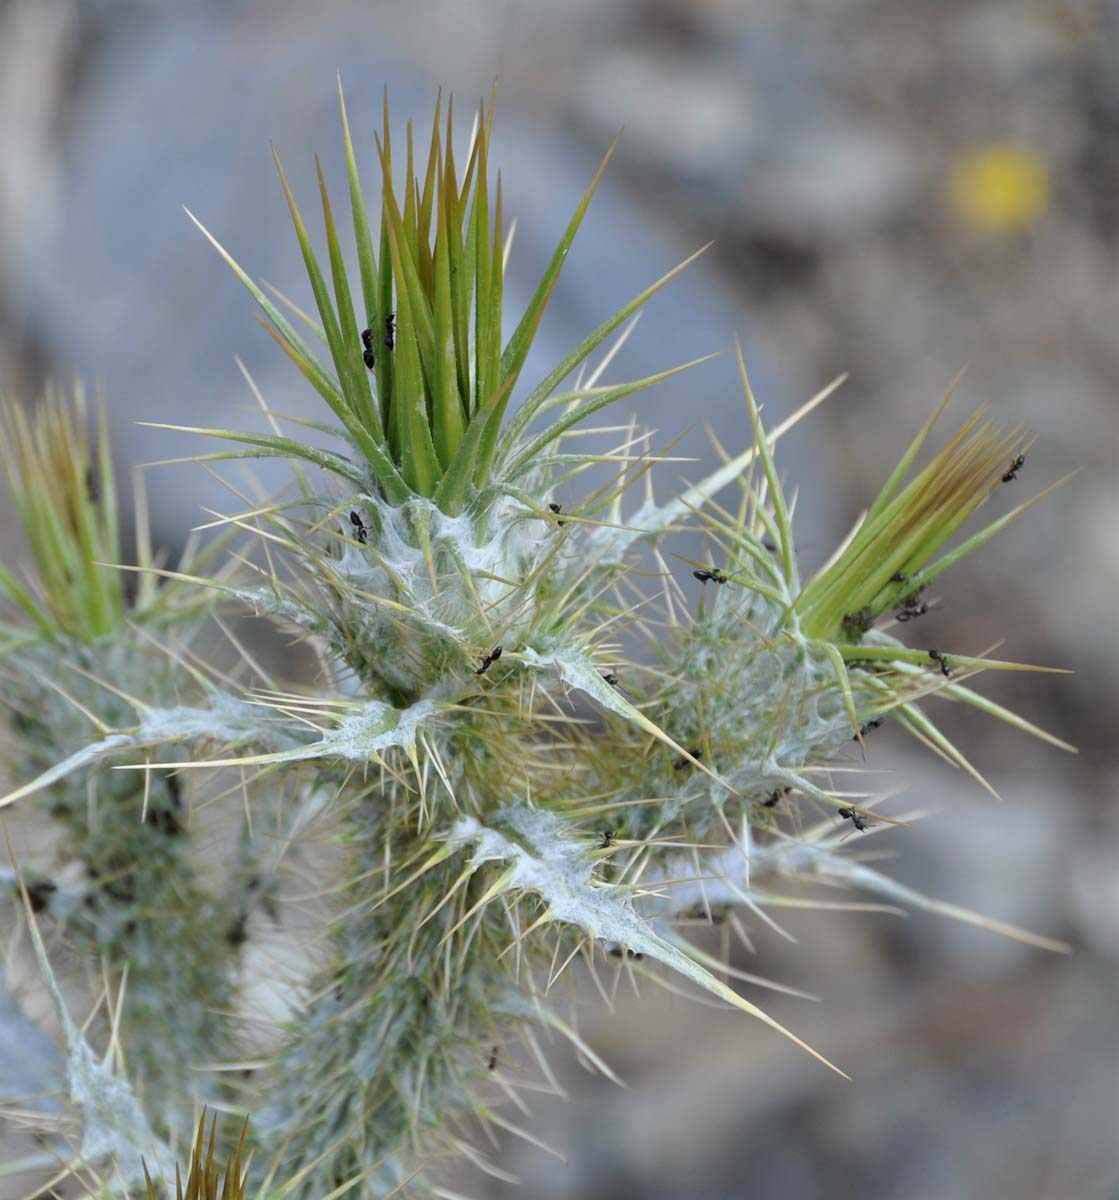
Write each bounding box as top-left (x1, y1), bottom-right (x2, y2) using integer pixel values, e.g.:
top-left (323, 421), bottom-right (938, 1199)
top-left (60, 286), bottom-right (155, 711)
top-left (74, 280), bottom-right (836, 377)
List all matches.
top-left (143, 1110), bottom-right (249, 1200)
top-left (0, 88), bottom-right (1075, 1200)
top-left (175, 83), bottom-right (707, 506)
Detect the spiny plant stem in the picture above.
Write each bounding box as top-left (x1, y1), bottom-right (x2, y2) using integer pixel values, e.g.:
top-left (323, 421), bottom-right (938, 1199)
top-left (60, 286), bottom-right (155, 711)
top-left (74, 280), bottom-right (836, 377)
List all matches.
top-left (0, 389), bottom-right (239, 1135)
top-left (0, 89), bottom-right (1075, 1200)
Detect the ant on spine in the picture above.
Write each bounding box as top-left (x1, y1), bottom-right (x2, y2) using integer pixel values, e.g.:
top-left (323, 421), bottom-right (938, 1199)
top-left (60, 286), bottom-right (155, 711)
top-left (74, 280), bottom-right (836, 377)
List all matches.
top-left (349, 510), bottom-right (368, 545)
top-left (384, 312), bottom-right (395, 350)
top-left (475, 645), bottom-right (503, 676)
top-left (693, 568), bottom-right (727, 584)
top-left (673, 748), bottom-right (702, 770)
top-left (928, 648), bottom-right (951, 676)
top-left (360, 327), bottom-right (376, 370)
top-left (600, 669), bottom-right (634, 699)
top-left (853, 717), bottom-right (884, 741)
top-left (548, 502), bottom-right (566, 527)
top-left (1002, 454), bottom-right (1025, 482)
top-left (837, 807), bottom-right (873, 832)
top-left (763, 787), bottom-right (790, 807)
top-left (598, 829), bottom-right (616, 849)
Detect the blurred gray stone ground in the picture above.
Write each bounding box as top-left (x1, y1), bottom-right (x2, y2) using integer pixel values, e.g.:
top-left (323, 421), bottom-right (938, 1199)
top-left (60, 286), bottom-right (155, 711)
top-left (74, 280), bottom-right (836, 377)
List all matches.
top-left (1, 1), bottom-right (1117, 1197)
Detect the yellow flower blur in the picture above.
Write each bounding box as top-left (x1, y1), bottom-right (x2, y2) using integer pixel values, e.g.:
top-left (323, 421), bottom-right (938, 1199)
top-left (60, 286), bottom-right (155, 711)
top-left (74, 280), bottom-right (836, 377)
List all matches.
top-left (948, 144), bottom-right (1050, 234)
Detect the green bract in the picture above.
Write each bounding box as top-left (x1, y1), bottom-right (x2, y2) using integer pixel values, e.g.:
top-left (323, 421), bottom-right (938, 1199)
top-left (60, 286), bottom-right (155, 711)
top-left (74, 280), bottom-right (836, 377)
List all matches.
top-left (0, 386), bottom-right (124, 642)
top-left (177, 82), bottom-right (708, 514)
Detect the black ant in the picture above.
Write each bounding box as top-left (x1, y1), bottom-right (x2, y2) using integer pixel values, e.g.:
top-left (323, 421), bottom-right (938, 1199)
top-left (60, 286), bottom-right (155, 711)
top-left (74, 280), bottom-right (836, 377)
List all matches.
top-left (837, 807), bottom-right (873, 832)
top-left (608, 944), bottom-right (643, 960)
top-left (487, 1046), bottom-right (499, 1071)
top-left (891, 571), bottom-right (908, 583)
top-left (843, 608), bottom-right (875, 638)
top-left (599, 829), bottom-right (616, 849)
top-left (225, 912), bottom-right (249, 948)
top-left (763, 787), bottom-right (790, 807)
top-left (673, 748), bottom-right (702, 770)
top-left (25, 877), bottom-right (57, 915)
top-left (144, 804), bottom-right (184, 838)
top-left (166, 773), bottom-right (183, 810)
top-left (1002, 454), bottom-right (1025, 483)
top-left (548, 502), bottom-right (566, 527)
top-left (384, 312), bottom-right (395, 351)
top-left (693, 568), bottom-right (728, 584)
top-left (895, 582), bottom-right (929, 622)
top-left (853, 717), bottom-right (884, 741)
top-left (475, 645), bottom-right (503, 676)
top-left (895, 599), bottom-right (929, 622)
top-left (928, 648), bottom-right (951, 677)
top-left (686, 901), bottom-right (722, 923)
top-left (349, 510), bottom-right (368, 545)
top-left (602, 671), bottom-right (619, 687)
top-left (360, 327), bottom-right (376, 371)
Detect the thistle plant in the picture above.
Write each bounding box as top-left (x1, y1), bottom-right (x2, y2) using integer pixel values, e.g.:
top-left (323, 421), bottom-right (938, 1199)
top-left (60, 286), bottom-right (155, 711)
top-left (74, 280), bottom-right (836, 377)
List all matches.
top-left (0, 386), bottom-right (241, 1135)
top-left (0, 86), bottom-right (1074, 1200)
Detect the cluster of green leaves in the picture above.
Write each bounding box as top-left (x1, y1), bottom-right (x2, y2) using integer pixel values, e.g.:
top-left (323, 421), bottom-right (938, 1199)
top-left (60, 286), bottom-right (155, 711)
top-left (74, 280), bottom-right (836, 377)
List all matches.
top-left (180, 81), bottom-right (707, 515)
top-left (144, 1111), bottom-right (249, 1200)
top-left (0, 385), bottom-right (228, 654)
top-left (0, 386), bottom-right (125, 642)
top-left (794, 380), bottom-right (1061, 641)
top-left (669, 352), bottom-right (1076, 806)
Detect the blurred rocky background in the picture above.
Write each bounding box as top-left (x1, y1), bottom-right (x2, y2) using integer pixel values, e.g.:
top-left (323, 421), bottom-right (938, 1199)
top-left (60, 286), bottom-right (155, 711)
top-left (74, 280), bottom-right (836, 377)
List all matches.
top-left (0, 0), bottom-right (1116, 1197)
